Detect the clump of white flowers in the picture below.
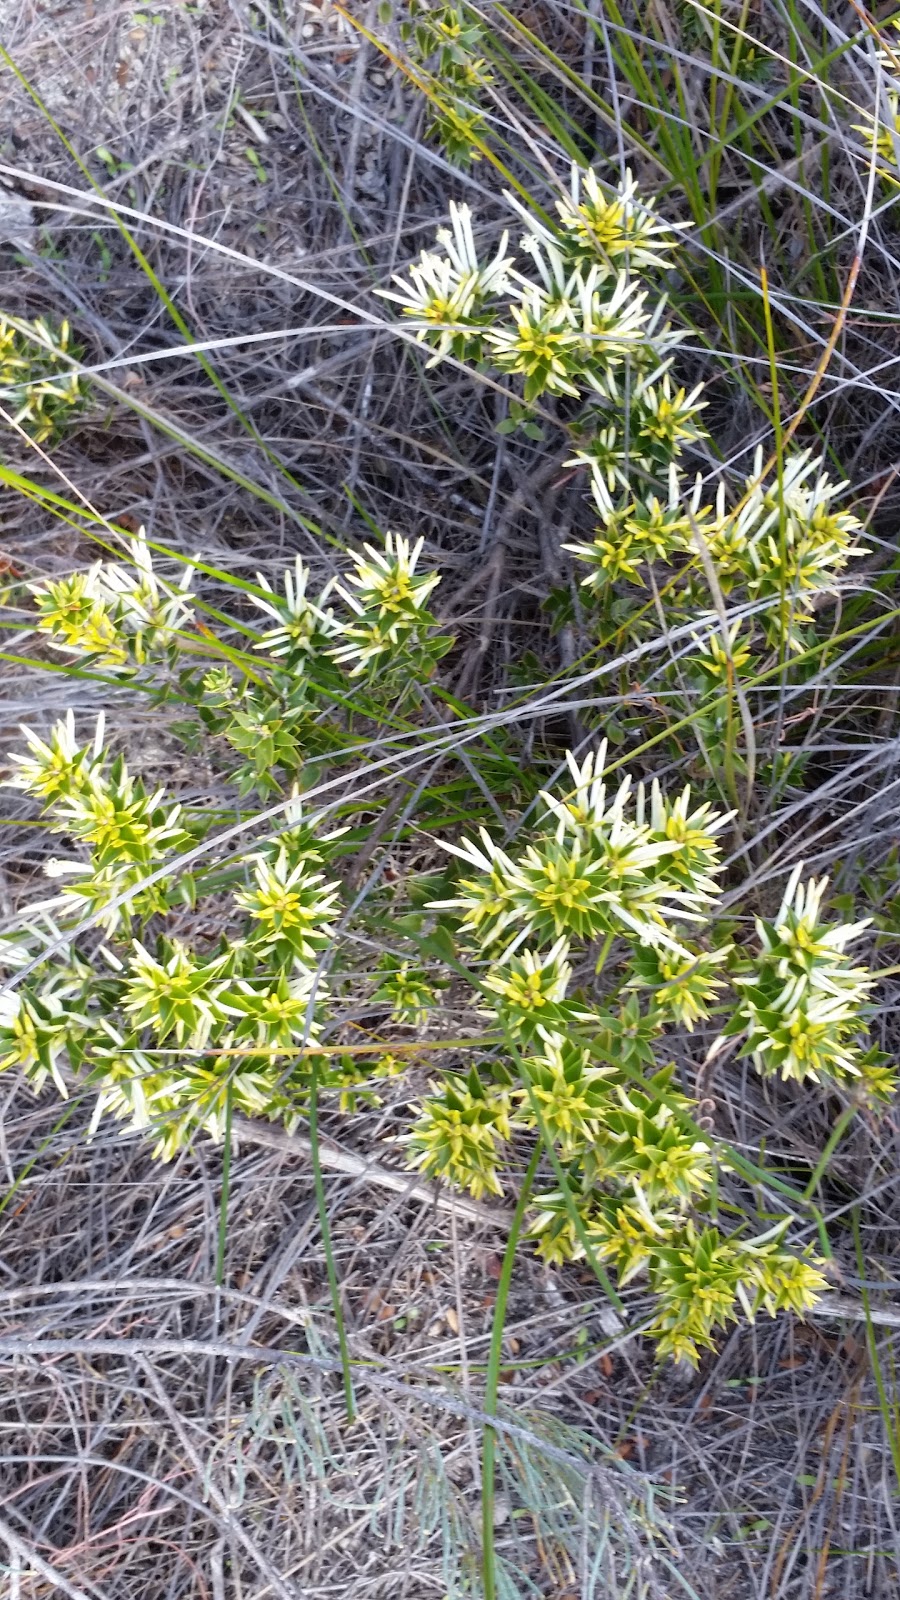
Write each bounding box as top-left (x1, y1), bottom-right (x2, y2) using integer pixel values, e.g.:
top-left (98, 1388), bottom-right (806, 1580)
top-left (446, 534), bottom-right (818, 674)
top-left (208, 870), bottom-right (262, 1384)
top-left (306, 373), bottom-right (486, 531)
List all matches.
top-left (378, 170), bottom-right (683, 413)
top-left (30, 529), bottom-right (196, 672)
top-left (0, 516), bottom-right (459, 1156)
top-left (251, 553), bottom-right (340, 666)
top-left (329, 531), bottom-right (449, 686)
top-left (1, 536), bottom-right (885, 1360)
top-left (432, 747), bottom-right (730, 960)
top-left (726, 866), bottom-right (888, 1095)
top-left (0, 707), bottom-right (361, 1158)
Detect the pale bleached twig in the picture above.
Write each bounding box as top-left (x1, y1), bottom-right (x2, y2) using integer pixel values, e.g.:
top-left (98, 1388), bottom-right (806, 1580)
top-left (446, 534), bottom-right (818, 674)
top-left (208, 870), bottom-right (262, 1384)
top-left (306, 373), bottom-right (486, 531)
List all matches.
top-left (232, 1113), bottom-right (513, 1228)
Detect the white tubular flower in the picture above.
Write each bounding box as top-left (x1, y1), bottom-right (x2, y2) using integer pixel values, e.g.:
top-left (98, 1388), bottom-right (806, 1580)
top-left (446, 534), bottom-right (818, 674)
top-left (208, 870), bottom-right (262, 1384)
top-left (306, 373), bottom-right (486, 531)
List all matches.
top-left (556, 165), bottom-right (681, 271)
top-left (335, 532), bottom-right (441, 618)
top-left (251, 554), bottom-right (339, 661)
top-left (376, 203), bottom-right (512, 361)
top-left (44, 856), bottom-right (90, 879)
top-left (733, 449), bottom-right (867, 653)
top-left (4, 712), bottom-right (106, 804)
top-left (513, 231), bottom-right (585, 304)
top-left (538, 745), bottom-right (614, 841)
top-left (435, 201), bottom-right (512, 297)
top-left (502, 188), bottom-right (565, 257)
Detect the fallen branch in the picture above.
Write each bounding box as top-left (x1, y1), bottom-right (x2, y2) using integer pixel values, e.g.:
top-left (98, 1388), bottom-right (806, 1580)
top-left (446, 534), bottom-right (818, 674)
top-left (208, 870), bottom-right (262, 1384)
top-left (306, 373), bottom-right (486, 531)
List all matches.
top-left (232, 1114), bottom-right (513, 1228)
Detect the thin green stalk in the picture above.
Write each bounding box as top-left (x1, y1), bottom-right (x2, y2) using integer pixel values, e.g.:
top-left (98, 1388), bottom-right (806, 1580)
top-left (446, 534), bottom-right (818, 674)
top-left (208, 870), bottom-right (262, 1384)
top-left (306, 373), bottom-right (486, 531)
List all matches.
top-left (594, 929), bottom-right (615, 977)
top-left (309, 1057), bottom-right (356, 1422)
top-left (481, 1141), bottom-right (541, 1600)
top-left (852, 1207), bottom-right (900, 1484)
top-left (802, 1103), bottom-right (856, 1202)
top-left (215, 1080), bottom-right (234, 1288)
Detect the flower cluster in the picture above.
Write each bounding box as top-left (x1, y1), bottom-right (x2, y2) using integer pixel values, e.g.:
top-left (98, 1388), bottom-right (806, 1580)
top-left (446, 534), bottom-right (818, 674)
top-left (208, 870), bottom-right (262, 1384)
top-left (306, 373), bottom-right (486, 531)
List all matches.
top-left (250, 554), bottom-right (340, 668)
top-left (235, 848), bottom-right (341, 965)
top-left (727, 866), bottom-right (890, 1095)
top-left (379, 201), bottom-right (515, 363)
top-left (739, 448), bottom-right (865, 652)
top-left (407, 741), bottom-right (882, 1361)
top-left (0, 313), bottom-right (84, 442)
top-left (5, 711), bottom-right (190, 936)
top-left (27, 529), bottom-right (448, 798)
top-left (406, 1066), bottom-right (513, 1198)
top-left (566, 447), bottom-right (865, 654)
top-left (0, 709), bottom-right (368, 1157)
top-left (380, 166), bottom-right (866, 791)
top-left (374, 960), bottom-right (438, 1029)
top-left (555, 166), bottom-right (681, 273)
top-left (649, 1224), bottom-right (825, 1364)
top-left (329, 531), bottom-right (450, 687)
top-left (248, 534), bottom-right (448, 717)
top-left (378, 167), bottom-right (682, 412)
top-left (30, 529), bottom-right (196, 673)
top-left (433, 746), bottom-right (730, 961)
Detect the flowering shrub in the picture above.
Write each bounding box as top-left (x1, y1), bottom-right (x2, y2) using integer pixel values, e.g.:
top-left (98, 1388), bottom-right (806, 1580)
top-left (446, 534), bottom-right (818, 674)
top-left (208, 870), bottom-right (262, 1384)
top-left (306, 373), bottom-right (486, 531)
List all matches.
top-left (0, 167), bottom-right (888, 1364)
